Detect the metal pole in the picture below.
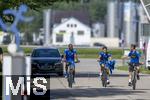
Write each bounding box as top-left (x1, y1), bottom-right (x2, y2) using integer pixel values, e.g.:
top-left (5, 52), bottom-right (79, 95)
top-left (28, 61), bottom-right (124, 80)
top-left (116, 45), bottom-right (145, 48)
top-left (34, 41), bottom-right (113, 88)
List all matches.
top-left (11, 55), bottom-right (26, 100)
top-left (43, 9), bottom-right (51, 46)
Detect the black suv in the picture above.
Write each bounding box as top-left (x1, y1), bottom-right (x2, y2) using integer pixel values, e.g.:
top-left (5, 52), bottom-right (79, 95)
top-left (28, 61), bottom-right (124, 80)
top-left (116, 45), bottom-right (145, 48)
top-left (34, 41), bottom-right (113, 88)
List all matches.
top-left (31, 47), bottom-right (63, 76)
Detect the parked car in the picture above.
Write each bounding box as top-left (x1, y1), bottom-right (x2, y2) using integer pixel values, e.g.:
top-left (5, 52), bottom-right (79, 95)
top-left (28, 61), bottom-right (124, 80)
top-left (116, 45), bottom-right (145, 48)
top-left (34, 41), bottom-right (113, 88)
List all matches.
top-left (31, 47), bottom-right (63, 76)
top-left (93, 42), bottom-right (106, 47)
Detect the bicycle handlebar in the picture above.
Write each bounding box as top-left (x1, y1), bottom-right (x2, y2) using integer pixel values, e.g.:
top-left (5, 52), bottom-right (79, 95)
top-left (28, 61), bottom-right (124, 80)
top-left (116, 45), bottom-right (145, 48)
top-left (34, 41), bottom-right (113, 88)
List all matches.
top-left (62, 59), bottom-right (80, 63)
top-left (127, 62), bottom-right (143, 66)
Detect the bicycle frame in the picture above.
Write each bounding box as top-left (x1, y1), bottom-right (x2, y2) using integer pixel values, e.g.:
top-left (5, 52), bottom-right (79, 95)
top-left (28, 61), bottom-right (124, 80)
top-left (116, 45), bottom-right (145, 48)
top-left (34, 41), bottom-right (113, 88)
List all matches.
top-left (128, 63), bottom-right (139, 90)
top-left (66, 62), bottom-right (74, 88)
top-left (63, 60), bottom-right (79, 88)
top-left (68, 66), bottom-right (74, 88)
top-left (101, 64), bottom-right (109, 87)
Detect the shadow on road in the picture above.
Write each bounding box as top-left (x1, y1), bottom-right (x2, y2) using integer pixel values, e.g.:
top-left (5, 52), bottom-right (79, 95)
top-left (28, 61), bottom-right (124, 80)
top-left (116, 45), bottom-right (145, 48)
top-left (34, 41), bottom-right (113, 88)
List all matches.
top-left (50, 72), bottom-right (148, 78)
top-left (50, 87), bottom-right (145, 99)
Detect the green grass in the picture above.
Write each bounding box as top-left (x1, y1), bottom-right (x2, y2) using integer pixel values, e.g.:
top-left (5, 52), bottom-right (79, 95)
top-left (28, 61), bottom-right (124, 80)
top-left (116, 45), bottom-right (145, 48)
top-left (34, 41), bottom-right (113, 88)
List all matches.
top-left (117, 66), bottom-right (150, 74)
top-left (59, 48), bottom-right (123, 59)
top-left (1, 46), bottom-right (123, 59)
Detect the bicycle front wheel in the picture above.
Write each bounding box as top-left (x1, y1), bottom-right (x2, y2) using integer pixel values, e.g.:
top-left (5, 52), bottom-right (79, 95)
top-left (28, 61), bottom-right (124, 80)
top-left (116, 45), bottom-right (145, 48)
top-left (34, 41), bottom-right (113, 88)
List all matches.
top-left (68, 71), bottom-right (73, 88)
top-left (101, 70), bottom-right (107, 87)
top-left (132, 71), bottom-right (137, 90)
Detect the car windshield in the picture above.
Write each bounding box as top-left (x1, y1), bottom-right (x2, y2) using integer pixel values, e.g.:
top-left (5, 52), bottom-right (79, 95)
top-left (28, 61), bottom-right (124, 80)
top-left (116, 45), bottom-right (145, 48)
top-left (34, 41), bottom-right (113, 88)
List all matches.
top-left (32, 49), bottom-right (60, 57)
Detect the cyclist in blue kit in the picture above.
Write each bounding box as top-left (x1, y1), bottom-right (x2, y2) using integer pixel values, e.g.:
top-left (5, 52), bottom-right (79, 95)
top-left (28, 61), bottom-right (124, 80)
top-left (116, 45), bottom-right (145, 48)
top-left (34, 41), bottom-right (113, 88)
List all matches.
top-left (63, 44), bottom-right (79, 83)
top-left (122, 44), bottom-right (142, 86)
top-left (127, 44), bottom-right (141, 86)
top-left (98, 46), bottom-right (112, 84)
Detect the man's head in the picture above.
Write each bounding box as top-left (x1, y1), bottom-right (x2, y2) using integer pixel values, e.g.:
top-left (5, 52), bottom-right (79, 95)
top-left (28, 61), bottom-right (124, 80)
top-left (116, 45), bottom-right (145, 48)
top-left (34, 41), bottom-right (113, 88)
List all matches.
top-left (68, 44), bottom-right (73, 50)
top-left (131, 44), bottom-right (136, 50)
top-left (102, 46), bottom-right (107, 53)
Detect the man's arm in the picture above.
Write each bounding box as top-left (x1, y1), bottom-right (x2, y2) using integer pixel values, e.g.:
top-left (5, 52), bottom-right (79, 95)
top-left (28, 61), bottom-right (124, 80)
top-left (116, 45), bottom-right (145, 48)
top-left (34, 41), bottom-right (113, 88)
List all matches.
top-left (122, 55), bottom-right (129, 59)
top-left (109, 56), bottom-right (112, 60)
top-left (63, 50), bottom-right (67, 61)
top-left (75, 54), bottom-right (78, 61)
top-left (0, 48), bottom-right (3, 63)
top-left (74, 50), bottom-right (78, 61)
top-left (98, 55), bottom-right (101, 61)
top-left (122, 51), bottom-right (131, 59)
top-left (0, 54), bottom-right (3, 63)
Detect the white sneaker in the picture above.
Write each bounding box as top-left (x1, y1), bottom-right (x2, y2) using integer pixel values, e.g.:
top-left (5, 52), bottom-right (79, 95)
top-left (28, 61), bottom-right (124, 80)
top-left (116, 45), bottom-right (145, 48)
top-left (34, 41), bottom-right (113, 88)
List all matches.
top-left (98, 73), bottom-right (102, 80)
top-left (64, 72), bottom-right (68, 78)
top-left (107, 80), bottom-right (110, 84)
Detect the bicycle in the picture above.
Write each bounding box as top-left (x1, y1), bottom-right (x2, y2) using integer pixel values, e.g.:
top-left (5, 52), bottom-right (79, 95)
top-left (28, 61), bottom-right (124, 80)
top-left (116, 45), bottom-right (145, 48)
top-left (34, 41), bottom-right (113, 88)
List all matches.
top-left (101, 64), bottom-right (109, 87)
top-left (98, 61), bottom-right (109, 87)
top-left (128, 62), bottom-right (141, 90)
top-left (66, 60), bottom-right (80, 88)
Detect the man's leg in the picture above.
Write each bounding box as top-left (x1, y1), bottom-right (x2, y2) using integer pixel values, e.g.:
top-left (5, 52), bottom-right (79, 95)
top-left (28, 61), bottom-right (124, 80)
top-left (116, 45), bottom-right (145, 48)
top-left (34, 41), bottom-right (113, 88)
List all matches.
top-left (99, 63), bottom-right (102, 76)
top-left (64, 62), bottom-right (68, 77)
top-left (72, 64), bottom-right (75, 83)
top-left (128, 66), bottom-right (132, 86)
top-left (137, 66), bottom-right (140, 80)
top-left (73, 68), bottom-right (75, 83)
top-left (106, 68), bottom-right (110, 84)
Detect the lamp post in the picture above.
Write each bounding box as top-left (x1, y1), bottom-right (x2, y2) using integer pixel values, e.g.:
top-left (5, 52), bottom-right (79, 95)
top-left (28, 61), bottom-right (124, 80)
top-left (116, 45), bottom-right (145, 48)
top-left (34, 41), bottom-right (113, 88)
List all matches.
top-left (43, 9), bottom-right (51, 46)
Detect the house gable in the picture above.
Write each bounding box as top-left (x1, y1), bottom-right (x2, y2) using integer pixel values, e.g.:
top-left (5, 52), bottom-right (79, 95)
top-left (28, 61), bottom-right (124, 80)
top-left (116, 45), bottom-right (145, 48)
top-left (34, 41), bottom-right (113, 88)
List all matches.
top-left (53, 17), bottom-right (91, 31)
top-left (51, 9), bottom-right (91, 26)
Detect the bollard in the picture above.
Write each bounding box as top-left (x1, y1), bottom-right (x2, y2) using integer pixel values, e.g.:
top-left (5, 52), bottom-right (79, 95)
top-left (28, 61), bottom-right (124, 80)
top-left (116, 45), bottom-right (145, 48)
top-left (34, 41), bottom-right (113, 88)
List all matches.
top-left (3, 53), bottom-right (31, 100)
top-left (11, 54), bottom-right (26, 100)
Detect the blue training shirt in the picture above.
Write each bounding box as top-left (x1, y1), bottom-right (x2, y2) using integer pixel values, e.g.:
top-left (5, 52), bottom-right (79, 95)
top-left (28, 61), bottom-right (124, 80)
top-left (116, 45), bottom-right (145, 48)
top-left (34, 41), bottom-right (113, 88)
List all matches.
top-left (128, 50), bottom-right (141, 64)
top-left (99, 51), bottom-right (111, 64)
top-left (64, 49), bottom-right (77, 62)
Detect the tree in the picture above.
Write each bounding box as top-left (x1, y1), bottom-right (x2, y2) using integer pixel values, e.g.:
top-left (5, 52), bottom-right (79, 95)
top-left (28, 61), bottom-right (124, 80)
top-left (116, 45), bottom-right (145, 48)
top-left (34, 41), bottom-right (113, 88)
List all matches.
top-left (0, 0), bottom-right (77, 11)
top-left (88, 0), bottom-right (107, 22)
top-left (0, 0), bottom-right (79, 22)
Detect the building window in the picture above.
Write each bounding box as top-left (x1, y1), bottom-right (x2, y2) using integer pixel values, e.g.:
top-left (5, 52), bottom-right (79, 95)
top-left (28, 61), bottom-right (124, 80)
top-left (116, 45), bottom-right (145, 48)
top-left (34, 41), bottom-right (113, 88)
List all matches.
top-left (67, 24), bottom-right (70, 27)
top-left (71, 24), bottom-right (73, 27)
top-left (74, 24), bottom-right (77, 27)
top-left (56, 34), bottom-right (63, 42)
top-left (77, 30), bottom-right (84, 35)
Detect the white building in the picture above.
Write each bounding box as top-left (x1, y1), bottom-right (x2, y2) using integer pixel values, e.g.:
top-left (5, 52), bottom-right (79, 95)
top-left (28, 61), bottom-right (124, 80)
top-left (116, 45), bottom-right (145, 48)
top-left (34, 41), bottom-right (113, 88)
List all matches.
top-left (52, 17), bottom-right (91, 46)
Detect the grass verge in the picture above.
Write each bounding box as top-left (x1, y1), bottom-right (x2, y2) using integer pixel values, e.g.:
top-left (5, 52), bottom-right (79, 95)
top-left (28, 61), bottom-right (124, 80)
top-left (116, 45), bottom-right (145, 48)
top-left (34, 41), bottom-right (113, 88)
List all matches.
top-left (1, 46), bottom-right (123, 59)
top-left (117, 66), bottom-right (150, 74)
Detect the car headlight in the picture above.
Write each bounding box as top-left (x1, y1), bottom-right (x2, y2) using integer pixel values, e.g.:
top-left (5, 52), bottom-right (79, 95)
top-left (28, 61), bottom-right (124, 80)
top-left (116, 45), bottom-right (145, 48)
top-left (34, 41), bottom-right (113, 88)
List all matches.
top-left (32, 62), bottom-right (39, 68)
top-left (55, 62), bottom-right (62, 67)
top-left (55, 62), bottom-right (62, 65)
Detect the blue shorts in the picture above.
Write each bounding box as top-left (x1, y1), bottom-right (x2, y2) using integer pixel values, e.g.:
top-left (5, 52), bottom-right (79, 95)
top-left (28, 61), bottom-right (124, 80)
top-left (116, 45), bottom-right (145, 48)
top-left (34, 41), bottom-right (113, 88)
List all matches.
top-left (99, 62), bottom-right (108, 68)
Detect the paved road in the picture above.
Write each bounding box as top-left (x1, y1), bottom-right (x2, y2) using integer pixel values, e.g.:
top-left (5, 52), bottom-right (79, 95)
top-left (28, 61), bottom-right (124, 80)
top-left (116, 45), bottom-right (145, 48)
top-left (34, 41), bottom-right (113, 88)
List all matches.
top-left (50, 59), bottom-right (150, 100)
